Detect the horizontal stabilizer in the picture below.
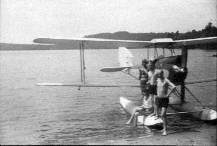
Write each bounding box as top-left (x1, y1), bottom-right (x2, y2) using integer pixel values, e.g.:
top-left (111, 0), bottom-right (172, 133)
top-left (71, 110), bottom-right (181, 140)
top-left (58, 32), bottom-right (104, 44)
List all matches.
top-left (100, 67), bottom-right (129, 72)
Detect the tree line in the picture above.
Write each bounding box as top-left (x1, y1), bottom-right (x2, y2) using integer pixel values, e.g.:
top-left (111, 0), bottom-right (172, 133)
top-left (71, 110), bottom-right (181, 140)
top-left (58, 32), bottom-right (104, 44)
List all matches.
top-left (86, 22), bottom-right (217, 49)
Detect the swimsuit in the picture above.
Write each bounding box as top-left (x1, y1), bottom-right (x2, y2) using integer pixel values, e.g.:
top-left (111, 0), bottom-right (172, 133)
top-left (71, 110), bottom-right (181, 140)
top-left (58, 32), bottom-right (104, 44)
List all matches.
top-left (148, 84), bottom-right (157, 95)
top-left (156, 97), bottom-right (169, 108)
top-left (139, 68), bottom-right (148, 94)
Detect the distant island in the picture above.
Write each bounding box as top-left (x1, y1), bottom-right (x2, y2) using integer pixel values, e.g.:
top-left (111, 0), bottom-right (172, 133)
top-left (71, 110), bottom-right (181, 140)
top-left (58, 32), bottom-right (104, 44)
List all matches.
top-left (1, 22), bottom-right (216, 50)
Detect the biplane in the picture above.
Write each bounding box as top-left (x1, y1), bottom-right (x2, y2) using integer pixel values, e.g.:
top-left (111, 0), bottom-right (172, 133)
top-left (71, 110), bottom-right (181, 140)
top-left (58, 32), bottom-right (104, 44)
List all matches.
top-left (34, 36), bottom-right (217, 127)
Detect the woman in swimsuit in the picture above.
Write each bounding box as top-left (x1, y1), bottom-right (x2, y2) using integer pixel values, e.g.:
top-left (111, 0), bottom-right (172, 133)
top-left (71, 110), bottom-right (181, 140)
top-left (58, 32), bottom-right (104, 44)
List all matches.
top-left (139, 59), bottom-right (149, 96)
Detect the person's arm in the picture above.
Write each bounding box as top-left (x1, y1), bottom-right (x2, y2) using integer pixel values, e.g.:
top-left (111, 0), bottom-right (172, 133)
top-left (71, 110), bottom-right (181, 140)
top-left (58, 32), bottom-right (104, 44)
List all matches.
top-left (138, 69), bottom-right (142, 80)
top-left (166, 78), bottom-right (176, 97)
top-left (125, 69), bottom-right (139, 80)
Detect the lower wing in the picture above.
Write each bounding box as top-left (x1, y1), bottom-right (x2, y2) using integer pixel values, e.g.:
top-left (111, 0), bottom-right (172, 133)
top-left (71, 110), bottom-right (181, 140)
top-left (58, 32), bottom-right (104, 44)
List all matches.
top-left (37, 82), bottom-right (140, 87)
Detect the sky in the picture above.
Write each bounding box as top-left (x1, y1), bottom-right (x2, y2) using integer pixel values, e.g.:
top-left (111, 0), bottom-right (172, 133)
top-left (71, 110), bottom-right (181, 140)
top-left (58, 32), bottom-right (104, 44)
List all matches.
top-left (0, 0), bottom-right (216, 43)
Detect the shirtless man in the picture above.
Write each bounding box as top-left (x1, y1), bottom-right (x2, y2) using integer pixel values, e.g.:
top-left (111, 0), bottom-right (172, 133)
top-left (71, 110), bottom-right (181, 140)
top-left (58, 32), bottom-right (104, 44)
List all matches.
top-left (156, 70), bottom-right (176, 136)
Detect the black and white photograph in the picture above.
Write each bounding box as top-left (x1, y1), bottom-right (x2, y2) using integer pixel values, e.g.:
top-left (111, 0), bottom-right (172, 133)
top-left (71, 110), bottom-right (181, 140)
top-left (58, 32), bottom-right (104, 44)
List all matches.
top-left (0, 0), bottom-right (216, 145)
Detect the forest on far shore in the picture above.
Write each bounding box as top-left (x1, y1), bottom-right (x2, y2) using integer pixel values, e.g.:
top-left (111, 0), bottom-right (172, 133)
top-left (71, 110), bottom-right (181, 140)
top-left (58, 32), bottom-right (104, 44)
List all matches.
top-left (85, 22), bottom-right (217, 49)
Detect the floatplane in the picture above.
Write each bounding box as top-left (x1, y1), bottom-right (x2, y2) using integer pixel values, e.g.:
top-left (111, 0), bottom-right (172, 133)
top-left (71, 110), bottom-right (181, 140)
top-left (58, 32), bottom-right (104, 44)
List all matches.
top-left (34, 36), bottom-right (217, 128)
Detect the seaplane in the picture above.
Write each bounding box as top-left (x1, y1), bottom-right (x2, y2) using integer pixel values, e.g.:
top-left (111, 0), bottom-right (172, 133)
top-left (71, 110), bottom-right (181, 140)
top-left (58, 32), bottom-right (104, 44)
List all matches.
top-left (34, 36), bottom-right (217, 128)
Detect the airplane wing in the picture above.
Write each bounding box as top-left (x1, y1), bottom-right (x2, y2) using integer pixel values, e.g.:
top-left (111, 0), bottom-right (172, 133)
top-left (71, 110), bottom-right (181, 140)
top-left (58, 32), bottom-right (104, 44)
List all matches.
top-left (147, 37), bottom-right (217, 48)
top-left (34, 36), bottom-right (217, 49)
top-left (174, 36), bottom-right (217, 47)
top-left (185, 78), bottom-right (216, 85)
top-left (34, 37), bottom-right (151, 43)
top-left (37, 82), bottom-right (140, 87)
top-left (33, 37), bottom-right (152, 49)
top-left (37, 77), bottom-right (216, 87)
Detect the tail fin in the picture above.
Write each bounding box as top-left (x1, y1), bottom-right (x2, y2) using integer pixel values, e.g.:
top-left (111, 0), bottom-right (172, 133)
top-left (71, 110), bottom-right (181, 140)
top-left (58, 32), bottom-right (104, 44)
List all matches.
top-left (118, 47), bottom-right (133, 67)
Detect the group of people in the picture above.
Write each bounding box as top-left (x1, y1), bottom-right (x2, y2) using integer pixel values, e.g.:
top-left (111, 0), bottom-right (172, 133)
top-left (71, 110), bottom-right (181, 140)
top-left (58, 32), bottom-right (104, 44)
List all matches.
top-left (126, 58), bottom-right (176, 136)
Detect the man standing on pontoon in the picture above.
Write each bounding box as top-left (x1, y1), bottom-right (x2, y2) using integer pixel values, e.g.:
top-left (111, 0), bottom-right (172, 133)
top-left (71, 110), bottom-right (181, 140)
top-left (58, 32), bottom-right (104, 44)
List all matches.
top-left (156, 70), bottom-right (176, 135)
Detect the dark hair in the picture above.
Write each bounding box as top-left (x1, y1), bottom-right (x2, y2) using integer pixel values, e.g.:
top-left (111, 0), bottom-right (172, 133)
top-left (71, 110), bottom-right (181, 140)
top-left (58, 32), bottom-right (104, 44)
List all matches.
top-left (149, 59), bottom-right (157, 64)
top-left (142, 59), bottom-right (148, 64)
top-left (159, 70), bottom-right (164, 77)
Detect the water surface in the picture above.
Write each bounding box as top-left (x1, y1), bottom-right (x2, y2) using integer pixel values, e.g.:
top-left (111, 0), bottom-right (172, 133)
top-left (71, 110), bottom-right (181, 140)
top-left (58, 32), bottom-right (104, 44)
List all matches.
top-left (0, 49), bottom-right (216, 144)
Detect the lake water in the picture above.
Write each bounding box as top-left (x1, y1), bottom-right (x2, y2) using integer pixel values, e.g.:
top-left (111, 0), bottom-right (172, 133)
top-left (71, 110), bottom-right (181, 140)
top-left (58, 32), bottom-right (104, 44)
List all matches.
top-left (0, 49), bottom-right (216, 144)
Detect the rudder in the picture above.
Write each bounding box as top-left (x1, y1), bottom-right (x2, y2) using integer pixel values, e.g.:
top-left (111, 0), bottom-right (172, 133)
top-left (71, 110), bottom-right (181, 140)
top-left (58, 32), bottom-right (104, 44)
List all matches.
top-left (118, 47), bottom-right (133, 67)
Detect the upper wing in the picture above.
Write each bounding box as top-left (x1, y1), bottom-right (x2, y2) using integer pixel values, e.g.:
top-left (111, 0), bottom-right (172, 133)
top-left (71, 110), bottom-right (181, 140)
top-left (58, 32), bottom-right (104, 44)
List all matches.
top-left (34, 37), bottom-right (151, 43)
top-left (148, 37), bottom-right (217, 48)
top-left (185, 78), bottom-right (216, 85)
top-left (33, 37), bottom-right (152, 49)
top-left (33, 36), bottom-right (217, 49)
top-left (174, 37), bottom-right (217, 47)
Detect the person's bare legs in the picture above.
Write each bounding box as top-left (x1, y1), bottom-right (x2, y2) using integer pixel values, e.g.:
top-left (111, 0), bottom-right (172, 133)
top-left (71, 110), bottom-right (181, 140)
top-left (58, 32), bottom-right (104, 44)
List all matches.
top-left (149, 94), bottom-right (156, 116)
top-left (126, 112), bottom-right (135, 125)
top-left (126, 107), bottom-right (141, 125)
top-left (161, 107), bottom-right (167, 136)
top-left (153, 95), bottom-right (158, 115)
top-left (133, 112), bottom-right (140, 127)
top-left (155, 98), bottom-right (160, 118)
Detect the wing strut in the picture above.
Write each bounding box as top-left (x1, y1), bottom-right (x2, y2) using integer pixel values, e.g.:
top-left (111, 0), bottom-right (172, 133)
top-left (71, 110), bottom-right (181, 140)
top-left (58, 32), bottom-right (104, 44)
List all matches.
top-left (180, 46), bottom-right (188, 102)
top-left (80, 41), bottom-right (86, 84)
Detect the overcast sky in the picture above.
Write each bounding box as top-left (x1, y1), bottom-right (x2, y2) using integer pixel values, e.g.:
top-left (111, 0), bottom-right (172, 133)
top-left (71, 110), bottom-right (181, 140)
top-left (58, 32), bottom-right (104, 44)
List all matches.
top-left (0, 0), bottom-right (216, 43)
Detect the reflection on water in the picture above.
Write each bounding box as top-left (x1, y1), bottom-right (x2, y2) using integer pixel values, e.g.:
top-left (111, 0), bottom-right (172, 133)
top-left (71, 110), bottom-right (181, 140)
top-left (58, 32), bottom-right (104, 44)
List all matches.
top-left (0, 49), bottom-right (216, 144)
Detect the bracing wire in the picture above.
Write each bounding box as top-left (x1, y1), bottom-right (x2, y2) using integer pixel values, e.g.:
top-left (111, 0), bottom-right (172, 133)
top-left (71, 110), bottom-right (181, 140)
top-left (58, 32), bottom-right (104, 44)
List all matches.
top-left (184, 86), bottom-right (205, 108)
